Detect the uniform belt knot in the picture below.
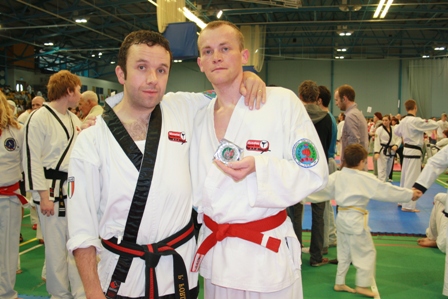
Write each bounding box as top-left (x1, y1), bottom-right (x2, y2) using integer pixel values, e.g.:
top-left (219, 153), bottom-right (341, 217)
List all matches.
top-left (216, 224), bottom-right (231, 241)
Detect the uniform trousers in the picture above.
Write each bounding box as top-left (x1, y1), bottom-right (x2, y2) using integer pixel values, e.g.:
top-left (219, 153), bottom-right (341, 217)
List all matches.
top-left (400, 157), bottom-right (421, 210)
top-left (204, 275), bottom-right (303, 299)
top-left (444, 233), bottom-right (448, 296)
top-left (377, 153), bottom-right (394, 182)
top-left (37, 200), bottom-right (85, 299)
top-left (0, 198), bottom-right (21, 299)
top-left (323, 158), bottom-right (338, 248)
top-left (292, 202), bottom-right (325, 264)
top-left (336, 229), bottom-right (376, 287)
top-left (427, 193), bottom-right (448, 253)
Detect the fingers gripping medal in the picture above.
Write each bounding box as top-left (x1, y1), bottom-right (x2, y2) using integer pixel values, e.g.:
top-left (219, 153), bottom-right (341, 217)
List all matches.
top-left (214, 139), bottom-right (244, 165)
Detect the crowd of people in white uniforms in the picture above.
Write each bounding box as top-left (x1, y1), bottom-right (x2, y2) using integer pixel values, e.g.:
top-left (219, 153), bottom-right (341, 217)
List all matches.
top-left (2, 19), bottom-right (448, 299)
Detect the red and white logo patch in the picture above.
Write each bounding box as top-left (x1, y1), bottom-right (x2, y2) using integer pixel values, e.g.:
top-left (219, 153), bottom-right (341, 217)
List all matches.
top-left (246, 140), bottom-right (270, 153)
top-left (168, 131), bottom-right (187, 144)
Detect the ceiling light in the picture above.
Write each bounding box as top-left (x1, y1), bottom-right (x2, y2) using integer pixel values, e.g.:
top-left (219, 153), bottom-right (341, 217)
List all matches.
top-left (98, 52), bottom-right (102, 56)
top-left (217, 10), bottom-right (223, 19)
top-left (373, 0), bottom-right (393, 19)
top-left (75, 18), bottom-right (88, 23)
top-left (181, 7), bottom-right (206, 30)
top-left (91, 54), bottom-right (95, 57)
top-left (422, 55), bottom-right (430, 59)
top-left (174, 60), bottom-right (183, 63)
top-left (336, 26), bottom-right (353, 36)
top-left (335, 56), bottom-right (345, 59)
top-left (338, 31), bottom-right (353, 36)
top-left (337, 48), bottom-right (347, 52)
top-left (111, 61), bottom-right (116, 64)
top-left (434, 46), bottom-right (446, 51)
top-left (44, 42), bottom-right (54, 46)
top-left (148, 0), bottom-right (158, 7)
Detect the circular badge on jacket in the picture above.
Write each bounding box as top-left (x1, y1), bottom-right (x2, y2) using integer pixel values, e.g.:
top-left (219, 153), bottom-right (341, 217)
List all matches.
top-left (292, 138), bottom-right (319, 168)
top-left (4, 137), bottom-right (17, 151)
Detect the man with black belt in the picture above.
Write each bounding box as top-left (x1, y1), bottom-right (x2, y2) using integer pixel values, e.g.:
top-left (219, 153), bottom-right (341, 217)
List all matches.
top-left (22, 70), bottom-right (84, 298)
top-left (66, 30), bottom-right (265, 299)
top-left (394, 99), bottom-right (438, 212)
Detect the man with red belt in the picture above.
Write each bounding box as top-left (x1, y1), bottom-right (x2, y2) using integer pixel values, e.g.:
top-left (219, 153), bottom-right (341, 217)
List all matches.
top-left (190, 21), bottom-right (328, 298)
top-left (66, 30), bottom-right (266, 299)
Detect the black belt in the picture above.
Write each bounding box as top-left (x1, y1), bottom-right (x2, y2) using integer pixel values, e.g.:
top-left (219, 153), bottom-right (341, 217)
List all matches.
top-left (404, 143), bottom-right (422, 152)
top-left (41, 168), bottom-right (67, 216)
top-left (44, 168), bottom-right (68, 181)
top-left (102, 219), bottom-right (195, 299)
top-left (380, 143), bottom-right (395, 157)
top-left (403, 143), bottom-right (422, 159)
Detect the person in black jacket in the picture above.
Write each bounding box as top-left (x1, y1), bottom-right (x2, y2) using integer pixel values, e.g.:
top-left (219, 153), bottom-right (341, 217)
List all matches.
top-left (291, 80), bottom-right (333, 266)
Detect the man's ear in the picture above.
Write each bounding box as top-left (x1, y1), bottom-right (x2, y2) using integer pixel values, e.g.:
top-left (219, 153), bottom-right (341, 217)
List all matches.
top-left (197, 57), bottom-right (204, 72)
top-left (241, 49), bottom-right (249, 64)
top-left (116, 65), bottom-right (125, 84)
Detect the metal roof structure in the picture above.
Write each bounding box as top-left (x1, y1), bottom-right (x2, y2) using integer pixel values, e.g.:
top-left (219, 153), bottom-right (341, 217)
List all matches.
top-left (1, 0), bottom-right (447, 78)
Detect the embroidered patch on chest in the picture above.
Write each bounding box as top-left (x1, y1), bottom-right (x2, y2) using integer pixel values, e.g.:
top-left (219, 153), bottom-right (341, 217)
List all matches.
top-left (4, 137), bottom-right (17, 151)
top-left (168, 131), bottom-right (187, 144)
top-left (292, 139), bottom-right (319, 168)
top-left (246, 139), bottom-right (270, 153)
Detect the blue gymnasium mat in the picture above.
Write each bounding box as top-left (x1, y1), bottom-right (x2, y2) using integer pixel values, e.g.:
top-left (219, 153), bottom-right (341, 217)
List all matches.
top-left (302, 181), bottom-right (447, 235)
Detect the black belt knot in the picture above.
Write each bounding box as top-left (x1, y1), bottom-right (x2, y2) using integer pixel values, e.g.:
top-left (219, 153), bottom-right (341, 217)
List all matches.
top-left (102, 219), bottom-right (195, 299)
top-left (142, 244), bottom-right (163, 268)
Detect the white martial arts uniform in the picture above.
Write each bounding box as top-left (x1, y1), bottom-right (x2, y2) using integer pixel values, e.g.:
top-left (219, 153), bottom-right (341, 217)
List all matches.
top-left (190, 87), bottom-right (328, 298)
top-left (394, 114), bottom-right (438, 210)
top-left (67, 92), bottom-right (209, 298)
top-left (17, 109), bottom-right (31, 124)
top-left (308, 167), bottom-right (413, 288)
top-left (426, 193), bottom-right (448, 253)
top-left (414, 145), bottom-right (448, 295)
top-left (0, 126), bottom-right (23, 299)
top-left (22, 104), bottom-right (84, 299)
top-left (374, 125), bottom-right (401, 182)
top-left (437, 120), bottom-right (448, 140)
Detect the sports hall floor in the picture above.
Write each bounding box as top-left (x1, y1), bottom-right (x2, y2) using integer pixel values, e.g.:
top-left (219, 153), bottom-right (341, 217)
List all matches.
top-left (16, 158), bottom-right (448, 299)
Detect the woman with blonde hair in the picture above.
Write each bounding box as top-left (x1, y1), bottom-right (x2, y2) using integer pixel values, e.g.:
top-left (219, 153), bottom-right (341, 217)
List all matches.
top-left (0, 90), bottom-right (26, 299)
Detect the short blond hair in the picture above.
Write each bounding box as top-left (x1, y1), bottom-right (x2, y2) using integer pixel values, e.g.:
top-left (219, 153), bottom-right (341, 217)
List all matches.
top-left (82, 90), bottom-right (99, 104)
top-left (200, 20), bottom-right (245, 51)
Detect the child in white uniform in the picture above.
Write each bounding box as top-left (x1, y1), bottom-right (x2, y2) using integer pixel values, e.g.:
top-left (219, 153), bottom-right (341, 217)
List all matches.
top-left (308, 144), bottom-right (420, 297)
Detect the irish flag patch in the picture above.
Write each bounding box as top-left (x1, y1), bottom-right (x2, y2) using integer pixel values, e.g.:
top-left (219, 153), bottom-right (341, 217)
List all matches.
top-left (67, 177), bottom-right (75, 198)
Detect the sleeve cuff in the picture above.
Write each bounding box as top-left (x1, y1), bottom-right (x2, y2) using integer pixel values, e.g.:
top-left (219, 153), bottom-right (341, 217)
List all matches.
top-left (412, 182), bottom-right (427, 194)
top-left (67, 235), bottom-right (102, 254)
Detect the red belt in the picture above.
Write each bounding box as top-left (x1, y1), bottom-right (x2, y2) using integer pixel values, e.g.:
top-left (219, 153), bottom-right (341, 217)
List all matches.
top-left (0, 182), bottom-right (27, 205)
top-left (101, 219), bottom-right (195, 299)
top-left (191, 210), bottom-right (287, 272)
